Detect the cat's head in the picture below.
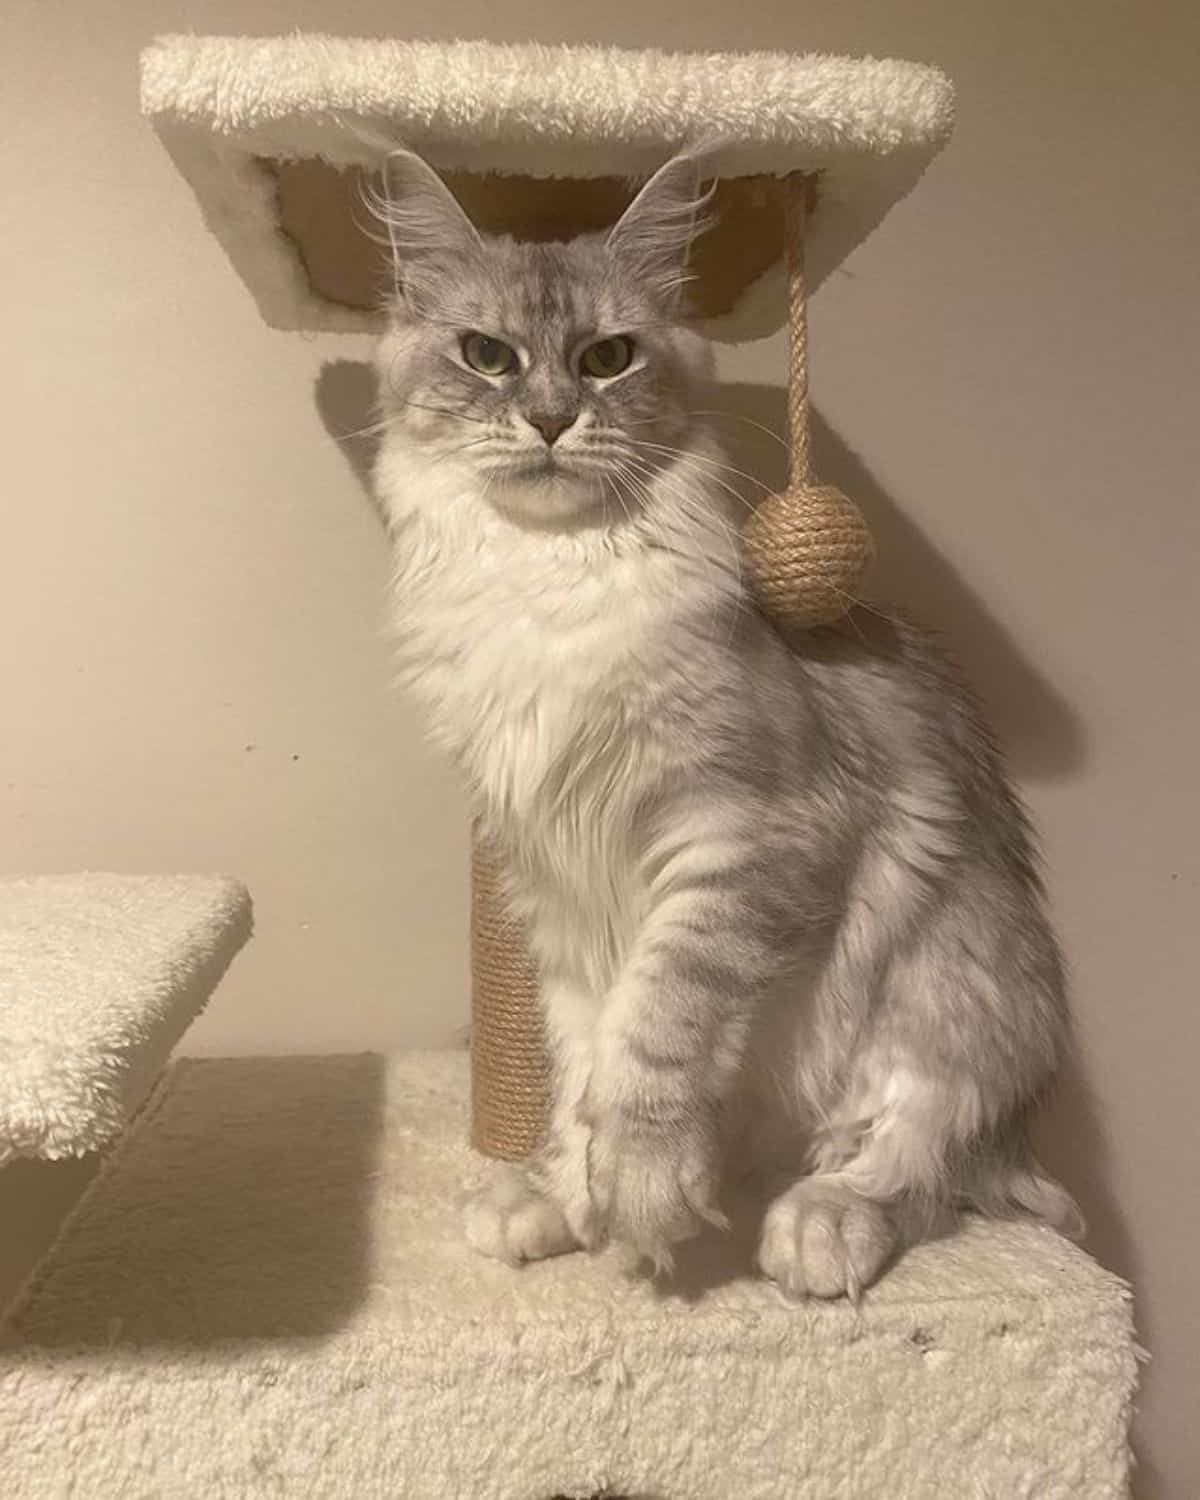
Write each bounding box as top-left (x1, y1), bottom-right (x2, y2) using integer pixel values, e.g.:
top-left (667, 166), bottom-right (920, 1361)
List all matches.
top-left (372, 151), bottom-right (715, 528)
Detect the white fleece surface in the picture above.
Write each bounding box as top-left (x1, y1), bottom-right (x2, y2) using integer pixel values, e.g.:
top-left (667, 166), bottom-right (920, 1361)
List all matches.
top-left (0, 874), bottom-right (251, 1165)
top-left (1, 1051), bottom-right (1134, 1499)
top-left (140, 35), bottom-right (954, 339)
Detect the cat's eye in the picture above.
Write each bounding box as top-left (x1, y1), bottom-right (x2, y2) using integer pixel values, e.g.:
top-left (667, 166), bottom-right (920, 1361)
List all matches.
top-left (580, 336), bottom-right (635, 379)
top-left (461, 332), bottom-right (518, 377)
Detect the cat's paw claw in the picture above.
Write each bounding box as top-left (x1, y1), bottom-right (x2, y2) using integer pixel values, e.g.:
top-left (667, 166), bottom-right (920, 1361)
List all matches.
top-left (588, 1123), bottom-right (720, 1270)
top-left (757, 1181), bottom-right (896, 1301)
top-left (462, 1165), bottom-right (578, 1265)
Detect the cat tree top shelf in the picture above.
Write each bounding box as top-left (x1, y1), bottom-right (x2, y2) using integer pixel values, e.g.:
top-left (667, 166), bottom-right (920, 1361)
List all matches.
top-left (140, 35), bottom-right (954, 339)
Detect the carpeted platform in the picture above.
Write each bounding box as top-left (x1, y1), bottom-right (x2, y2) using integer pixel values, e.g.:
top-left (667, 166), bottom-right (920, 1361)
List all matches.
top-left (139, 35), bottom-right (954, 340)
top-left (0, 874), bottom-right (251, 1165)
top-left (1, 1051), bottom-right (1135, 1498)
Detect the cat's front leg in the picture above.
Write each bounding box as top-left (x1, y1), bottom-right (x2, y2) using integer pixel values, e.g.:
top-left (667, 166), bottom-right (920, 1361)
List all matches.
top-left (528, 976), bottom-right (604, 1249)
top-left (463, 976), bottom-right (600, 1263)
top-left (585, 821), bottom-right (773, 1268)
top-left (584, 1055), bottom-right (723, 1270)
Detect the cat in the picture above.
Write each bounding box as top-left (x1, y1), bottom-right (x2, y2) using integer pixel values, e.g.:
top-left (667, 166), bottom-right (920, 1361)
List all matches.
top-left (369, 148), bottom-right (1079, 1297)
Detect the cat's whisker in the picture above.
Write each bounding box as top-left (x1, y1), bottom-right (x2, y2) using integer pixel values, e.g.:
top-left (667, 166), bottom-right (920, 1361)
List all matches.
top-left (625, 452), bottom-right (745, 577)
top-left (622, 455), bottom-right (764, 523)
top-left (601, 471), bottom-right (636, 529)
top-left (606, 462), bottom-right (694, 619)
top-left (429, 436), bottom-right (494, 465)
top-left (615, 455), bottom-right (743, 636)
top-left (607, 458), bottom-right (657, 527)
top-left (831, 587), bottom-right (891, 629)
top-left (685, 410), bottom-right (792, 455)
top-left (333, 415), bottom-right (393, 443)
top-left (396, 399), bottom-right (491, 426)
top-left (627, 410), bottom-right (791, 456)
top-left (628, 436), bottom-right (770, 487)
top-left (626, 438), bottom-right (773, 497)
top-left (621, 445), bottom-right (759, 522)
top-left (828, 591), bottom-right (871, 649)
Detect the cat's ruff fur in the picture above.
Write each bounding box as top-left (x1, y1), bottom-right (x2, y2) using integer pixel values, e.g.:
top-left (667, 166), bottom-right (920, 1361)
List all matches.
top-left (373, 153), bottom-right (1077, 1293)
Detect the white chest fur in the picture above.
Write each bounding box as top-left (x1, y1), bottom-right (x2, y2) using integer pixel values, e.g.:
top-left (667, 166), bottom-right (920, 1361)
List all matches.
top-left (386, 474), bottom-right (703, 812)
top-left (379, 456), bottom-right (733, 987)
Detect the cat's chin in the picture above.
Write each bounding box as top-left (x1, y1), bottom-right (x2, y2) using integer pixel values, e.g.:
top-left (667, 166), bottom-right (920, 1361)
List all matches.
top-left (487, 468), bottom-right (611, 530)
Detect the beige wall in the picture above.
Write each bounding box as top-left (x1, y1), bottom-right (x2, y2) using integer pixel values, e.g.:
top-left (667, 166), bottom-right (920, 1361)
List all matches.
top-left (3, 2), bottom-right (1196, 1494)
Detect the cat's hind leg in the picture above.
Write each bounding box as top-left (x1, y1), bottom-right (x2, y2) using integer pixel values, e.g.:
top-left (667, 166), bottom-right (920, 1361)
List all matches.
top-left (756, 1059), bottom-right (968, 1300)
top-left (463, 976), bottom-right (599, 1263)
top-left (757, 1177), bottom-right (897, 1301)
top-left (463, 1163), bottom-right (578, 1265)
top-left (759, 864), bottom-right (1074, 1298)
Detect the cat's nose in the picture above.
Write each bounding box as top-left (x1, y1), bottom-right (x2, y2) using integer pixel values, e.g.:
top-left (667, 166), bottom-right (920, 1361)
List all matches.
top-left (526, 412), bottom-right (576, 446)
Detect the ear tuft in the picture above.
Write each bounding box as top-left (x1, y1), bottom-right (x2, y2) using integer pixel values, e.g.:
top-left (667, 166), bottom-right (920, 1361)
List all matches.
top-left (364, 149), bottom-right (483, 284)
top-left (606, 151), bottom-right (717, 306)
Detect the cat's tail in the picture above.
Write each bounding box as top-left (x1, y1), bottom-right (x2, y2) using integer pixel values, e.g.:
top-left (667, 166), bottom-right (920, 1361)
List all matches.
top-left (961, 1140), bottom-right (1086, 1241)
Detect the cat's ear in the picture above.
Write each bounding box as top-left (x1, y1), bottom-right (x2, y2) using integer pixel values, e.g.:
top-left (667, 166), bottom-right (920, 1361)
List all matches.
top-left (368, 149), bottom-right (483, 281)
top-left (606, 151), bottom-right (716, 305)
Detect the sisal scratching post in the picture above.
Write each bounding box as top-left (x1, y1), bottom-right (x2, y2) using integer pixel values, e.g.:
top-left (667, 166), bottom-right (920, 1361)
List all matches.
top-left (469, 835), bottom-right (548, 1159)
top-left (141, 35), bottom-right (956, 1162)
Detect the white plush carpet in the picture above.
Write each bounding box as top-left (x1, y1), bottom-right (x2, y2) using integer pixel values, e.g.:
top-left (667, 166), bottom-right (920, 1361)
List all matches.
top-left (0, 874), bottom-right (251, 1165)
top-left (140, 35), bottom-right (954, 339)
top-left (1, 1051), bottom-right (1134, 1499)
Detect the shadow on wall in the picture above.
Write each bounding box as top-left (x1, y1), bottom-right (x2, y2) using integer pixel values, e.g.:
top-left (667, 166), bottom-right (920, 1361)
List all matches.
top-left (317, 358), bottom-right (387, 522)
top-left (1036, 1061), bottom-right (1158, 1499)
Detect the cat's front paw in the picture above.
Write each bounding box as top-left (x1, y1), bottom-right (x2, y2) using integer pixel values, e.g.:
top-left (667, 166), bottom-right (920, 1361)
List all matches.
top-left (463, 1164), bottom-right (579, 1266)
top-left (586, 1108), bottom-right (723, 1270)
top-left (757, 1179), bottom-right (896, 1302)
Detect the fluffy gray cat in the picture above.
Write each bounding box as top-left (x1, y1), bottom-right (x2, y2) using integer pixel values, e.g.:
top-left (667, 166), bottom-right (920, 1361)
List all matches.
top-left (371, 150), bottom-right (1079, 1297)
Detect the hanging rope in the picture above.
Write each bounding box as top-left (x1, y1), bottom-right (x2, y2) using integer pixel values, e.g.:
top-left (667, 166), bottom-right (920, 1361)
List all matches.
top-left (785, 175), bottom-right (814, 489)
top-left (741, 173), bottom-right (874, 629)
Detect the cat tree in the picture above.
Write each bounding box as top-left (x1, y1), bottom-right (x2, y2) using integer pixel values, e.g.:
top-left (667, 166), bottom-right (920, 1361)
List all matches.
top-left (0, 38), bottom-right (1136, 1500)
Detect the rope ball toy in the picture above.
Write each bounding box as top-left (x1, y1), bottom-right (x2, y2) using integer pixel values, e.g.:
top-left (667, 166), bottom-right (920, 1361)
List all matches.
top-left (740, 175), bottom-right (874, 630)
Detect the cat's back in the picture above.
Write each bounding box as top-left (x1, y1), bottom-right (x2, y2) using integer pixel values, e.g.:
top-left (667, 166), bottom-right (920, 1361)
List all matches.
top-left (784, 608), bottom-right (998, 756)
top-left (781, 607), bottom-right (1038, 878)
